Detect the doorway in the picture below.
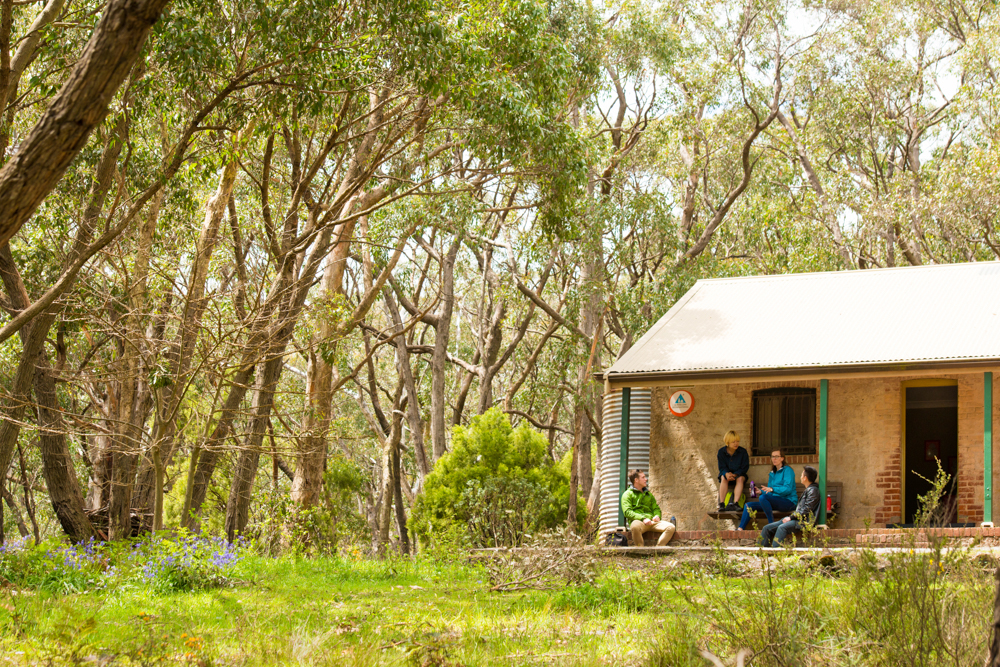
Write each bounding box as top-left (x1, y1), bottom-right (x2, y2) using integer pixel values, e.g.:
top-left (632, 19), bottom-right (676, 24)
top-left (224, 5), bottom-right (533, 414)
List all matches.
top-left (903, 383), bottom-right (958, 524)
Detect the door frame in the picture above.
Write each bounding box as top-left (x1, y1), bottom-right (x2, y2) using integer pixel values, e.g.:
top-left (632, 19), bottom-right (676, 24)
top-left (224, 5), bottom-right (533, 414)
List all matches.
top-left (900, 378), bottom-right (958, 522)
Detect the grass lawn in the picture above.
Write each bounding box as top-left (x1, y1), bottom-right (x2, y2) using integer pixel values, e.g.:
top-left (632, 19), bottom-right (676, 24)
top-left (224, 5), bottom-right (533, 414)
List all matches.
top-left (2, 551), bottom-right (677, 666)
top-left (1, 544), bottom-right (997, 666)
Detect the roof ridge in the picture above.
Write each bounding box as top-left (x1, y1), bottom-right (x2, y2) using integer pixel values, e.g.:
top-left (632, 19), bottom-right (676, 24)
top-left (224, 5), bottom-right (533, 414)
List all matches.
top-left (695, 261), bottom-right (1000, 285)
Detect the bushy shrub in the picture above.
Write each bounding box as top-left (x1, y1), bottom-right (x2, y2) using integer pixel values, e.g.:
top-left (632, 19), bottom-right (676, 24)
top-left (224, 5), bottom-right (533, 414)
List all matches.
top-left (245, 454), bottom-right (367, 556)
top-left (295, 454), bottom-right (368, 555)
top-left (410, 408), bottom-right (584, 549)
top-left (126, 533), bottom-right (246, 592)
top-left (652, 539), bottom-right (993, 667)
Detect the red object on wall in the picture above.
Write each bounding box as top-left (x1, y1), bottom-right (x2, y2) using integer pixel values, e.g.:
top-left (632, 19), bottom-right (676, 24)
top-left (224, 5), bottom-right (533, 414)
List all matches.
top-left (827, 495), bottom-right (833, 512)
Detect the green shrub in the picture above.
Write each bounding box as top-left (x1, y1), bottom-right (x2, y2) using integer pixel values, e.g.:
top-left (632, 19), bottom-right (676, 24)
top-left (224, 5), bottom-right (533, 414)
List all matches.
top-left (410, 408), bottom-right (584, 549)
top-left (247, 454), bottom-right (367, 557)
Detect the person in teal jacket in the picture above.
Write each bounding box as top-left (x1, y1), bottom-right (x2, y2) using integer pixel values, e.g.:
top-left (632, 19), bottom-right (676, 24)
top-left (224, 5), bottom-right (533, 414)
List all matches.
top-left (621, 469), bottom-right (675, 546)
top-left (738, 449), bottom-right (797, 530)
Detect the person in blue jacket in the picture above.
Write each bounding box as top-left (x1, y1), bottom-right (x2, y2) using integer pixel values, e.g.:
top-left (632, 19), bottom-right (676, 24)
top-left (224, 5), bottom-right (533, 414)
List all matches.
top-left (738, 448), bottom-right (797, 529)
top-left (717, 430), bottom-right (750, 512)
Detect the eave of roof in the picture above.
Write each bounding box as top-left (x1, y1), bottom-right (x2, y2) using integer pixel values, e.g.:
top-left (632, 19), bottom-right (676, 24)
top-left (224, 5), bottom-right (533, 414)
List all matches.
top-left (600, 357), bottom-right (1000, 386)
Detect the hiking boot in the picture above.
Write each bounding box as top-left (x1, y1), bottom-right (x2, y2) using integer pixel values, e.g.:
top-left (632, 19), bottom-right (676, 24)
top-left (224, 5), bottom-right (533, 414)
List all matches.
top-left (725, 503), bottom-right (741, 512)
top-left (717, 502), bottom-right (726, 512)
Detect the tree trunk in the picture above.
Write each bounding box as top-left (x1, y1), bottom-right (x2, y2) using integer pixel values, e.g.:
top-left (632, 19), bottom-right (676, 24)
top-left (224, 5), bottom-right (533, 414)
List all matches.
top-left (375, 407), bottom-right (403, 556)
top-left (392, 437), bottom-right (409, 554)
top-left (134, 158), bottom-right (235, 522)
top-left (184, 249), bottom-right (304, 527)
top-left (85, 428), bottom-right (113, 512)
top-left (222, 219), bottom-right (340, 539)
top-left (291, 216), bottom-right (356, 508)
top-left (429, 236), bottom-right (461, 462)
top-left (0, 317), bottom-right (49, 491)
top-left (384, 289), bottom-right (430, 482)
top-left (291, 346), bottom-right (331, 508)
top-left (34, 353), bottom-right (95, 541)
top-left (182, 362), bottom-right (256, 530)
top-left (452, 350), bottom-right (479, 426)
top-left (476, 303), bottom-right (505, 414)
top-left (546, 393), bottom-right (563, 462)
top-left (15, 442), bottom-right (39, 542)
top-left (0, 0), bottom-right (169, 247)
top-left (224, 353), bottom-right (284, 541)
top-left (567, 420), bottom-right (580, 530)
top-left (0, 115), bottom-right (122, 536)
top-left (0, 0), bottom-right (69, 114)
top-left (0, 115), bottom-right (123, 519)
top-left (107, 186), bottom-right (159, 540)
top-left (0, 486), bottom-right (28, 538)
top-left (574, 227), bottom-right (603, 504)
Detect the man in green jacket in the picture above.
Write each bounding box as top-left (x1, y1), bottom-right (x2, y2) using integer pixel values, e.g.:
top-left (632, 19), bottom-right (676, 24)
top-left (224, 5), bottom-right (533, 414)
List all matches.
top-left (621, 469), bottom-right (675, 546)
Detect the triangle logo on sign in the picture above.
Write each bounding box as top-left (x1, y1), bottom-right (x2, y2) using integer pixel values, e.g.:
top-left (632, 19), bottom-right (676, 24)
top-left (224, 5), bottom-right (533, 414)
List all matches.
top-left (669, 390), bottom-right (694, 417)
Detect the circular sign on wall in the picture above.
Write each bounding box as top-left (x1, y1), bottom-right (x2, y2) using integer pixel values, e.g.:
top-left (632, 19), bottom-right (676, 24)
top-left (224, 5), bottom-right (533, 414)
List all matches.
top-left (669, 390), bottom-right (695, 417)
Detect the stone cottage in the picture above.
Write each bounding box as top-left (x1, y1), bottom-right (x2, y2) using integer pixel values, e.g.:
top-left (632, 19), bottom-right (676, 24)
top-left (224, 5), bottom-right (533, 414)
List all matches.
top-left (598, 263), bottom-right (1000, 533)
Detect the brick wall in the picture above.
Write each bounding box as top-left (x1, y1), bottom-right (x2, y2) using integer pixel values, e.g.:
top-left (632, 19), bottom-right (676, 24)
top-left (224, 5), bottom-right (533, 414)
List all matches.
top-left (958, 374), bottom-right (985, 523)
top-left (645, 371), bottom-right (998, 530)
top-left (874, 447), bottom-right (901, 525)
top-left (827, 377), bottom-right (900, 526)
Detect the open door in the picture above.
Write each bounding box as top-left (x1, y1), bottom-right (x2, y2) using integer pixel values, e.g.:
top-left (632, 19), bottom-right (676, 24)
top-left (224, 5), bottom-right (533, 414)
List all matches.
top-left (903, 382), bottom-right (958, 525)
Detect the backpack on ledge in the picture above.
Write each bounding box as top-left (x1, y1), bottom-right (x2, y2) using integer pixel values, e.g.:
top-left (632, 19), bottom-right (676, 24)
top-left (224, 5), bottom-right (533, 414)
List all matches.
top-left (604, 530), bottom-right (628, 547)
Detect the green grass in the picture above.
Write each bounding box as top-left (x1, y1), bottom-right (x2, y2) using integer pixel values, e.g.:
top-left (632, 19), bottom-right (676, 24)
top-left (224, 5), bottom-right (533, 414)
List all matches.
top-left (1, 546), bottom-right (996, 666)
top-left (0, 552), bottom-right (677, 666)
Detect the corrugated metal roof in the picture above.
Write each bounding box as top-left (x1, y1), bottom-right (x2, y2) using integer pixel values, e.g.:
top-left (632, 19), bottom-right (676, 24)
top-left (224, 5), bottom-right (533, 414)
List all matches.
top-left (606, 262), bottom-right (1000, 378)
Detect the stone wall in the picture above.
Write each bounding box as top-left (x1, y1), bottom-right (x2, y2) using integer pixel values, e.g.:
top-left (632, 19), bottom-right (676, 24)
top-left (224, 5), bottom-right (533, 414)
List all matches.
top-left (644, 371), bottom-right (1000, 531)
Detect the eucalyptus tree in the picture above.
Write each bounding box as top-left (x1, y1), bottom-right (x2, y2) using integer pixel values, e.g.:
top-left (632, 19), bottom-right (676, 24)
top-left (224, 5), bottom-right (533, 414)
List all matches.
top-left (187, 0), bottom-right (597, 542)
top-left (0, 0), bottom-right (170, 248)
top-left (768, 0), bottom-right (1000, 267)
top-left (0, 0), bottom-right (365, 539)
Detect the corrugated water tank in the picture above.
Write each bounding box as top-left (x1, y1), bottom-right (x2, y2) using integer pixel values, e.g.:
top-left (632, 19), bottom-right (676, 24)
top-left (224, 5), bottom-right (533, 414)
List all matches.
top-left (599, 388), bottom-right (652, 534)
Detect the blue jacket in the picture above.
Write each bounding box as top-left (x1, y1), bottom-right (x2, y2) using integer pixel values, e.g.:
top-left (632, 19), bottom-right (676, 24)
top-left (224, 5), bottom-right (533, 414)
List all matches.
top-left (767, 466), bottom-right (797, 503)
top-left (717, 446), bottom-right (749, 479)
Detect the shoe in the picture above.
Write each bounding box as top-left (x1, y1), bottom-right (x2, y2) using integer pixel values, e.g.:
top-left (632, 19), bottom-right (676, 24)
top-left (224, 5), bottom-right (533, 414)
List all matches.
top-left (717, 502), bottom-right (726, 512)
top-left (725, 503), bottom-right (741, 512)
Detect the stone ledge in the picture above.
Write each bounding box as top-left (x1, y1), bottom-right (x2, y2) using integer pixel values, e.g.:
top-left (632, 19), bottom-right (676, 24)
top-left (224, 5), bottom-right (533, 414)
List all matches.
top-left (666, 526), bottom-right (1000, 546)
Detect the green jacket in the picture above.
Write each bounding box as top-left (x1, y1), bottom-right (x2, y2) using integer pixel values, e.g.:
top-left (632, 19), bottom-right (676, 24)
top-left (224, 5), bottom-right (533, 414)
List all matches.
top-left (621, 485), bottom-right (661, 523)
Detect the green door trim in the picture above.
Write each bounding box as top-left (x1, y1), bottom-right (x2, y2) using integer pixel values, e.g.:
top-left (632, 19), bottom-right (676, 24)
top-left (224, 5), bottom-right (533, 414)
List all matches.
top-left (986, 372), bottom-right (994, 525)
